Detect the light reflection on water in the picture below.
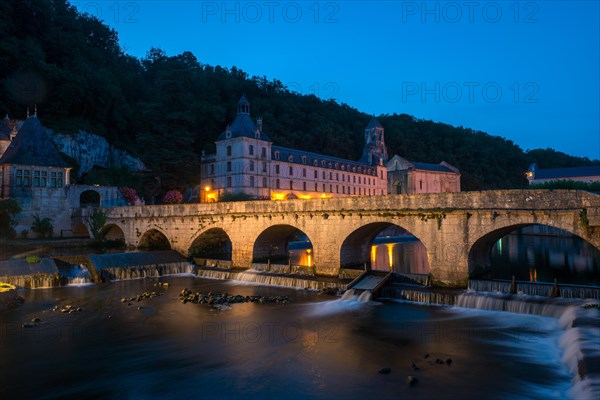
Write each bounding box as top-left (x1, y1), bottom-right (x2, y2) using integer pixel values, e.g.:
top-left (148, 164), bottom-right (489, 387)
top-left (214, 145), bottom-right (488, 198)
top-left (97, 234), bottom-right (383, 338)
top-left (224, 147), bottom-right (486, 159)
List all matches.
top-left (0, 276), bottom-right (573, 400)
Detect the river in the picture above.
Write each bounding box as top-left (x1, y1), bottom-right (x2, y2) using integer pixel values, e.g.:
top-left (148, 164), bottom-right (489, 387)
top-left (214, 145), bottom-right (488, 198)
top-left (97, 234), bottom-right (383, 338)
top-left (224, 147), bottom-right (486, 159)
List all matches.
top-left (0, 276), bottom-right (581, 399)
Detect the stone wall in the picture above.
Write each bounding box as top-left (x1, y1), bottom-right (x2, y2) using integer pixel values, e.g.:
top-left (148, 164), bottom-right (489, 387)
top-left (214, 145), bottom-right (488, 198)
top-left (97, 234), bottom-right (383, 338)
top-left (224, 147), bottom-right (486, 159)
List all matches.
top-left (100, 190), bottom-right (600, 287)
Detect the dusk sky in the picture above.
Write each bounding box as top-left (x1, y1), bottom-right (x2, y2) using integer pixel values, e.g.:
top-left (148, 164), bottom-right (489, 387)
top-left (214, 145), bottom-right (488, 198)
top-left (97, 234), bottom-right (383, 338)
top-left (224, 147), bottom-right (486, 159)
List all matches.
top-left (74, 1), bottom-right (599, 160)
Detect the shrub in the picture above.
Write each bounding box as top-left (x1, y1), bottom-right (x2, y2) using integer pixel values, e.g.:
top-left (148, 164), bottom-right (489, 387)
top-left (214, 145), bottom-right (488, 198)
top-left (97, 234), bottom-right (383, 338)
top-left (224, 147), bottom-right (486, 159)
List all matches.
top-left (25, 256), bottom-right (41, 264)
top-left (31, 215), bottom-right (53, 238)
top-left (162, 190), bottom-right (183, 204)
top-left (120, 187), bottom-right (139, 205)
top-left (0, 199), bottom-right (21, 239)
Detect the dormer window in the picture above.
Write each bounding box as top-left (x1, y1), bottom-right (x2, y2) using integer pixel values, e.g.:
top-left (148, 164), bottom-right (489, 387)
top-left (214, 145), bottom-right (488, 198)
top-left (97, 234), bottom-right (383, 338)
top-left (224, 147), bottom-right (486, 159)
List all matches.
top-left (341, 165), bottom-right (345, 171)
top-left (288, 155), bottom-right (294, 162)
top-left (274, 151), bottom-right (280, 160)
top-left (302, 156), bottom-right (307, 164)
top-left (321, 160), bottom-right (326, 167)
top-left (313, 160), bottom-right (318, 166)
top-left (335, 163), bottom-right (339, 169)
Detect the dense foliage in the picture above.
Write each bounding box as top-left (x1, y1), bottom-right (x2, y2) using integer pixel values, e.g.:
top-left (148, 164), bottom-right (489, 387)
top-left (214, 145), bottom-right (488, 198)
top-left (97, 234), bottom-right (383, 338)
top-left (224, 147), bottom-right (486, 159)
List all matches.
top-left (1, 0), bottom-right (597, 195)
top-left (0, 199), bottom-right (21, 238)
top-left (531, 181), bottom-right (600, 192)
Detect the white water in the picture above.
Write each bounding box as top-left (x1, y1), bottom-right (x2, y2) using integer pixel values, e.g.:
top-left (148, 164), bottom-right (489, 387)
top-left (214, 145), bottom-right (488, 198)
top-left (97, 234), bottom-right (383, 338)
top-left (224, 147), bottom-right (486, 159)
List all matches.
top-left (308, 289), bottom-right (375, 316)
top-left (64, 264), bottom-right (93, 286)
top-left (98, 262), bottom-right (194, 281)
top-left (196, 268), bottom-right (340, 291)
top-left (454, 290), bottom-right (600, 400)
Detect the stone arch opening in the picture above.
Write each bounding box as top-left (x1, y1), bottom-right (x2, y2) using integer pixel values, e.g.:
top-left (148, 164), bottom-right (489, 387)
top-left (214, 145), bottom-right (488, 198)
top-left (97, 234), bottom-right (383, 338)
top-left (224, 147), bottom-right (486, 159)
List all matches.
top-left (340, 222), bottom-right (429, 274)
top-left (252, 225), bottom-right (313, 266)
top-left (138, 229), bottom-right (171, 250)
top-left (80, 190), bottom-right (101, 208)
top-left (72, 222), bottom-right (90, 238)
top-left (189, 228), bottom-right (232, 261)
top-left (468, 224), bottom-right (600, 285)
top-left (100, 224), bottom-right (125, 241)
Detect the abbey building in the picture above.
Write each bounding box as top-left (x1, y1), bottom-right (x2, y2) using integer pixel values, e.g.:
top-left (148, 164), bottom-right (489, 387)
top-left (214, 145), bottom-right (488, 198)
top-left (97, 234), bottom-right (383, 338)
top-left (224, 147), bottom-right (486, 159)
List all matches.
top-left (200, 96), bottom-right (389, 201)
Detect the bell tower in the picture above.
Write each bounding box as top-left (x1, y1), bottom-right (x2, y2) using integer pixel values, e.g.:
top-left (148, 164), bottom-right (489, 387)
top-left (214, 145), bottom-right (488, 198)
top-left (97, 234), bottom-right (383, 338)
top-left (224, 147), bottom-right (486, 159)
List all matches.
top-left (361, 117), bottom-right (388, 166)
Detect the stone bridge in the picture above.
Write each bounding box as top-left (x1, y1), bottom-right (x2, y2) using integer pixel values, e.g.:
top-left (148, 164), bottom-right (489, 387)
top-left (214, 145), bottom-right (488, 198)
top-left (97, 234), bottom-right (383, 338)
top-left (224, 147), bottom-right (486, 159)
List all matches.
top-left (84, 190), bottom-right (600, 287)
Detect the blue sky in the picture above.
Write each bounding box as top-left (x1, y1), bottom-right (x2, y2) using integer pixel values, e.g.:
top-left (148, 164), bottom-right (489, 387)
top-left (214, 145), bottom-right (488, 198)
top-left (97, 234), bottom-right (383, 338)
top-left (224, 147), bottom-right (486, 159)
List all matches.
top-left (74, 1), bottom-right (599, 159)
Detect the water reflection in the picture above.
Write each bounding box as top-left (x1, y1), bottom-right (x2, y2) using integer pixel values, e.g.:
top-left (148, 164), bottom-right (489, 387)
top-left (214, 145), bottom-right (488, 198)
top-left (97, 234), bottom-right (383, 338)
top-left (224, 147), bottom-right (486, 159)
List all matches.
top-left (489, 226), bottom-right (600, 285)
top-left (371, 236), bottom-right (429, 274)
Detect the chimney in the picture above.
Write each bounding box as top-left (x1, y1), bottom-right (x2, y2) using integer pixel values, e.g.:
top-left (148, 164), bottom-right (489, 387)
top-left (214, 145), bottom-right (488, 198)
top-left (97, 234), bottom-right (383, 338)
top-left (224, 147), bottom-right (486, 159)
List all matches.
top-left (256, 116), bottom-right (263, 132)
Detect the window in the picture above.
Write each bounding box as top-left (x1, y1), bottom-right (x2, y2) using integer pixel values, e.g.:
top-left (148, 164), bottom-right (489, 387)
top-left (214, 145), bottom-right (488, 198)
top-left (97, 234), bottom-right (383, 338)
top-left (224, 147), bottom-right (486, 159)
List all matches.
top-left (227, 146), bottom-right (232, 156)
top-left (274, 151), bottom-right (280, 160)
top-left (34, 171), bottom-right (40, 187)
top-left (276, 179), bottom-right (280, 189)
top-left (289, 166), bottom-right (293, 176)
top-left (353, 187), bottom-right (356, 195)
top-left (302, 168), bottom-right (306, 177)
top-left (23, 170), bottom-right (30, 186)
top-left (321, 160), bottom-right (326, 167)
top-left (261, 147), bottom-right (267, 158)
top-left (353, 176), bottom-right (356, 183)
top-left (314, 170), bottom-right (317, 179)
top-left (329, 172), bottom-right (333, 180)
top-left (262, 163), bottom-right (267, 173)
top-left (227, 161), bottom-right (232, 172)
top-left (419, 180), bottom-right (423, 190)
top-left (315, 182), bottom-right (318, 191)
top-left (263, 177), bottom-right (267, 187)
top-left (288, 155), bottom-right (294, 162)
top-left (322, 171), bottom-right (326, 179)
top-left (290, 180), bottom-right (294, 190)
top-left (249, 145), bottom-right (254, 155)
top-left (313, 160), bottom-right (318, 166)
top-left (16, 170), bottom-right (22, 186)
top-left (358, 177), bottom-right (361, 184)
top-left (303, 182), bottom-right (307, 191)
top-left (210, 164), bottom-right (215, 174)
top-left (275, 164), bottom-right (280, 174)
top-left (250, 176), bottom-right (254, 187)
top-left (249, 161), bottom-right (254, 171)
top-left (41, 171), bottom-right (47, 187)
top-left (50, 171), bottom-right (56, 187)
top-left (227, 177), bottom-right (232, 187)
top-left (302, 156), bottom-right (307, 164)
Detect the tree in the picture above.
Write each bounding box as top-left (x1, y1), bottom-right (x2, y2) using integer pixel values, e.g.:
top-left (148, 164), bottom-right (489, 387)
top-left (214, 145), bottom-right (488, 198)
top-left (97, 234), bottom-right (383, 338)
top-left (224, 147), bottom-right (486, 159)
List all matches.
top-left (87, 209), bottom-right (107, 241)
top-left (0, 199), bottom-right (21, 239)
top-left (31, 215), bottom-right (53, 238)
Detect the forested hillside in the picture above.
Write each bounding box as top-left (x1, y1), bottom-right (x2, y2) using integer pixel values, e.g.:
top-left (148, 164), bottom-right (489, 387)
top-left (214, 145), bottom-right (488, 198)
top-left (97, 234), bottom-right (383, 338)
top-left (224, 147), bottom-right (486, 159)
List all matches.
top-left (1, 0), bottom-right (597, 195)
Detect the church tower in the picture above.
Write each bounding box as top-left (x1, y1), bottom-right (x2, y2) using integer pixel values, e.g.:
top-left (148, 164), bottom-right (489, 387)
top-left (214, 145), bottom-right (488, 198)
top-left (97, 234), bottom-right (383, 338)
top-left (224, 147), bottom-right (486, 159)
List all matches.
top-left (361, 117), bottom-right (388, 166)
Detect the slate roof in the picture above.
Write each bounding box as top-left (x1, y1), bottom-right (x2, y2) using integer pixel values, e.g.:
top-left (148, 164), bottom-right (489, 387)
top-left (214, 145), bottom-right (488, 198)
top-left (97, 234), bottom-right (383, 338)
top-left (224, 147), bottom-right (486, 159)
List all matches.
top-left (411, 162), bottom-right (456, 173)
top-left (365, 117), bottom-right (383, 129)
top-left (271, 145), bottom-right (377, 175)
top-left (0, 116), bottom-right (68, 167)
top-left (534, 166), bottom-right (600, 180)
top-left (216, 112), bottom-right (272, 141)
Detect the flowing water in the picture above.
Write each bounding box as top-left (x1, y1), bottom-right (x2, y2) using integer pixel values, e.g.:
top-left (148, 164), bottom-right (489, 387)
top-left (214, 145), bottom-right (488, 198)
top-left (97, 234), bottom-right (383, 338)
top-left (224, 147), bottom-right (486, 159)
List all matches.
top-left (1, 275), bottom-right (594, 399)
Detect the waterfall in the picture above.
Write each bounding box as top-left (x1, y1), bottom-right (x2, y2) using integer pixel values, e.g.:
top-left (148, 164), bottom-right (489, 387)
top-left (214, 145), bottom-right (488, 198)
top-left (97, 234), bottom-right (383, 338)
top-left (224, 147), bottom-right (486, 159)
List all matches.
top-left (469, 280), bottom-right (600, 300)
top-left (62, 264), bottom-right (93, 286)
top-left (98, 262), bottom-right (194, 281)
top-left (196, 268), bottom-right (341, 291)
top-left (338, 289), bottom-right (372, 303)
top-left (358, 291), bottom-right (372, 302)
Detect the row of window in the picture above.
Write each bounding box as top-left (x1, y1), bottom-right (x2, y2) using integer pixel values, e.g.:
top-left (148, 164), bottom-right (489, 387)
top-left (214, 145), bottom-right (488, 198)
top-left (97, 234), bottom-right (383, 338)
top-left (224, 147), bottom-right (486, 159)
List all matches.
top-left (15, 169), bottom-right (63, 188)
top-left (226, 145), bottom-right (268, 158)
top-left (213, 162), bottom-right (382, 185)
top-left (223, 145), bottom-right (376, 175)
top-left (224, 176), bottom-right (380, 195)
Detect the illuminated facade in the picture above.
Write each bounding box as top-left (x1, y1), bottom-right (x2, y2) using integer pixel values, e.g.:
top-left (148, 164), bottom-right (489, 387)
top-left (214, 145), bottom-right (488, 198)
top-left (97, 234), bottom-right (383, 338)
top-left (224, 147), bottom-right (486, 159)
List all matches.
top-left (200, 96), bottom-right (388, 201)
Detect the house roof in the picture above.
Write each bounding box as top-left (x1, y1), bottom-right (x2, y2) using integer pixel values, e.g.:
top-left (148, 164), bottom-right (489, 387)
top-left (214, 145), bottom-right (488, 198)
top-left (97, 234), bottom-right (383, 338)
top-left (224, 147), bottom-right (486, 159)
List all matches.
top-left (534, 165), bottom-right (600, 180)
top-left (216, 112), bottom-right (272, 141)
top-left (0, 116), bottom-right (68, 167)
top-left (411, 162), bottom-right (456, 173)
top-left (272, 145), bottom-right (377, 175)
top-left (366, 116), bottom-right (383, 130)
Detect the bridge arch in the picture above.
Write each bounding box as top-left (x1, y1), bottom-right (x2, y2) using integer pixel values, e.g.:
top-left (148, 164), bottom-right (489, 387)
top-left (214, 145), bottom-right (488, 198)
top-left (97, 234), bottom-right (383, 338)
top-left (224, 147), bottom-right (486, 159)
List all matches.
top-left (252, 224), bottom-right (313, 266)
top-left (138, 228), bottom-right (171, 250)
top-left (468, 222), bottom-right (600, 284)
top-left (340, 222), bottom-right (430, 274)
top-left (189, 228), bottom-right (232, 261)
top-left (100, 223), bottom-right (126, 241)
